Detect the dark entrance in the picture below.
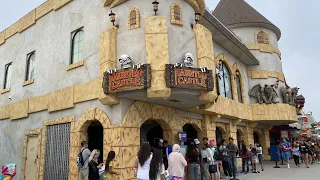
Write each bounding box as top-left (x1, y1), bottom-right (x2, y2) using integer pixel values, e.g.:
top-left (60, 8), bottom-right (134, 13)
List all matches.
top-left (237, 130), bottom-right (242, 148)
top-left (254, 132), bottom-right (260, 144)
top-left (140, 120), bottom-right (163, 148)
top-left (87, 121), bottom-right (103, 163)
top-left (216, 128), bottom-right (223, 146)
top-left (183, 124), bottom-right (198, 145)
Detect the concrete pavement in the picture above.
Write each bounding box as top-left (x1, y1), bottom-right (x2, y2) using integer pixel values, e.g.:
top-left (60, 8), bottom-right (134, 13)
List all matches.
top-left (232, 161), bottom-right (320, 180)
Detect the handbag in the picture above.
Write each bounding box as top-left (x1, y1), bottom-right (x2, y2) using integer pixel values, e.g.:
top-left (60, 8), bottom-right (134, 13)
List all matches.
top-left (209, 164), bottom-right (217, 173)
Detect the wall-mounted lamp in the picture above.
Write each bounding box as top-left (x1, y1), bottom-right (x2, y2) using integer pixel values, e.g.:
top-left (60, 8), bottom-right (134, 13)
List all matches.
top-left (191, 12), bottom-right (202, 28)
top-left (152, 0), bottom-right (159, 15)
top-left (109, 10), bottom-right (119, 28)
top-left (235, 69), bottom-right (240, 76)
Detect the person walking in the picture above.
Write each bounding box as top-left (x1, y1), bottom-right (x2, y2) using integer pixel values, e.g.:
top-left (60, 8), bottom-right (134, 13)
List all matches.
top-left (292, 142), bottom-right (300, 167)
top-left (79, 141), bottom-right (91, 180)
top-left (279, 138), bottom-right (291, 168)
top-left (314, 142), bottom-right (320, 163)
top-left (163, 140), bottom-right (172, 170)
top-left (299, 140), bottom-right (310, 168)
top-left (137, 142), bottom-right (153, 180)
top-left (227, 137), bottom-right (238, 180)
top-left (186, 142), bottom-right (200, 180)
top-left (240, 144), bottom-right (249, 174)
top-left (88, 150), bottom-right (104, 180)
top-left (220, 140), bottom-right (232, 179)
top-left (168, 144), bottom-right (187, 179)
top-left (100, 151), bottom-right (119, 180)
top-left (256, 143), bottom-right (264, 171)
top-left (149, 149), bottom-right (168, 180)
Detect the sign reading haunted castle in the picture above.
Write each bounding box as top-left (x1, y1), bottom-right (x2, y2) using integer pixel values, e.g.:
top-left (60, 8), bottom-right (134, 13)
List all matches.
top-left (165, 64), bottom-right (214, 91)
top-left (103, 64), bottom-right (151, 94)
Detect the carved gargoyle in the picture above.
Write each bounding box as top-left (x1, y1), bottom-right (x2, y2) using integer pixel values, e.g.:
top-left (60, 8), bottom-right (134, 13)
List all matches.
top-left (281, 87), bottom-right (299, 106)
top-left (249, 84), bottom-right (279, 104)
top-left (119, 54), bottom-right (132, 69)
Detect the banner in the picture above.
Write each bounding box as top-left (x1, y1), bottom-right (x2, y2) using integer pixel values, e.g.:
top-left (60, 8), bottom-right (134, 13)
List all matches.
top-left (178, 132), bottom-right (187, 142)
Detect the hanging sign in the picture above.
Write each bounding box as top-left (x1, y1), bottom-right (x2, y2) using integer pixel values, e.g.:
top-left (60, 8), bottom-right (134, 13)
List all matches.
top-left (165, 64), bottom-right (214, 91)
top-left (103, 64), bottom-right (151, 94)
top-left (178, 132), bottom-right (187, 142)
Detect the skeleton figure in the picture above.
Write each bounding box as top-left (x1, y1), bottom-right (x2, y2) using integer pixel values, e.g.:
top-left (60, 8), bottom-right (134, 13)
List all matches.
top-left (249, 84), bottom-right (279, 104)
top-left (281, 87), bottom-right (299, 106)
top-left (183, 53), bottom-right (194, 67)
top-left (119, 54), bottom-right (132, 69)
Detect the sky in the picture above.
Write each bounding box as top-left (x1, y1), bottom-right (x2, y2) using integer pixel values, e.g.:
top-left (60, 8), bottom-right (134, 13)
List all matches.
top-left (0, 0), bottom-right (318, 121)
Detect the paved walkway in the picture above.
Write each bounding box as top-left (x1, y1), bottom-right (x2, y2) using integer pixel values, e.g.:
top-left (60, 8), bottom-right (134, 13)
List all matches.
top-left (232, 161), bottom-right (320, 180)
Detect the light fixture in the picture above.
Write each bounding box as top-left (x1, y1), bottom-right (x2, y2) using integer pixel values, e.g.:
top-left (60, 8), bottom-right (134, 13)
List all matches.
top-left (235, 70), bottom-right (240, 76)
top-left (195, 13), bottom-right (201, 24)
top-left (109, 10), bottom-right (119, 27)
top-left (152, 0), bottom-right (159, 15)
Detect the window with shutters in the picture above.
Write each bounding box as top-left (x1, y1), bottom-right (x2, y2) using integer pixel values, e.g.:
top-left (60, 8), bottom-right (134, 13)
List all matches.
top-left (170, 3), bottom-right (183, 25)
top-left (128, 8), bottom-right (140, 30)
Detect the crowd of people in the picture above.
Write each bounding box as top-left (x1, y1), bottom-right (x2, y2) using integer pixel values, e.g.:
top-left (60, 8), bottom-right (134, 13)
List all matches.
top-left (279, 137), bottom-right (320, 169)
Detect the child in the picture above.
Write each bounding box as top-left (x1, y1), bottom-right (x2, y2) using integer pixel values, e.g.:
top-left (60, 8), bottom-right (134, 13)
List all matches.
top-left (251, 146), bottom-right (260, 173)
top-left (292, 142), bottom-right (300, 167)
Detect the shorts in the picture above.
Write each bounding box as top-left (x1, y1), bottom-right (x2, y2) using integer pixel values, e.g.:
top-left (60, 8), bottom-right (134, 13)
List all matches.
top-left (282, 152), bottom-right (290, 159)
top-left (258, 154), bottom-right (263, 163)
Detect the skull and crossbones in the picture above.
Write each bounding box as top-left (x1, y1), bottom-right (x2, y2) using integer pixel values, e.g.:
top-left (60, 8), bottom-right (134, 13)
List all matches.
top-left (119, 54), bottom-right (132, 69)
top-left (183, 53), bottom-right (194, 68)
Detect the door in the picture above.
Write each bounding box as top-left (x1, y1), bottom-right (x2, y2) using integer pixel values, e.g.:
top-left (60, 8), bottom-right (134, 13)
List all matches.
top-left (25, 135), bottom-right (39, 180)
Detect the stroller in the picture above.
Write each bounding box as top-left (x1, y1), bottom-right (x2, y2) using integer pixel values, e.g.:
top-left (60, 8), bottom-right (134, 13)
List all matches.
top-left (0, 164), bottom-right (16, 180)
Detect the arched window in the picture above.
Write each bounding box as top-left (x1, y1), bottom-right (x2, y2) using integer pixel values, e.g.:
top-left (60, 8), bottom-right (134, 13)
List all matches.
top-left (130, 10), bottom-right (136, 25)
top-left (235, 70), bottom-right (243, 103)
top-left (128, 8), bottom-right (140, 30)
top-left (218, 61), bottom-right (232, 99)
top-left (3, 62), bottom-right (12, 89)
top-left (71, 29), bottom-right (84, 64)
top-left (170, 3), bottom-right (183, 25)
top-left (257, 31), bottom-right (269, 44)
top-left (174, 5), bottom-right (181, 20)
top-left (26, 52), bottom-right (35, 81)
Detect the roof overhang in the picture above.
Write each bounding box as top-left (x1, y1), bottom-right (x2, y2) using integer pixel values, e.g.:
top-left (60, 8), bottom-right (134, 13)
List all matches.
top-left (200, 10), bottom-right (259, 65)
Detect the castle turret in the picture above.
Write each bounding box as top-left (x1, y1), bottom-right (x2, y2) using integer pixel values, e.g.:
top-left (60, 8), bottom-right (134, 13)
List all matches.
top-left (213, 0), bottom-right (284, 103)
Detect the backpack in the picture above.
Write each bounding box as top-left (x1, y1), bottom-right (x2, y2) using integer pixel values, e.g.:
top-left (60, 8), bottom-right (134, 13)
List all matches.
top-left (77, 149), bottom-right (86, 167)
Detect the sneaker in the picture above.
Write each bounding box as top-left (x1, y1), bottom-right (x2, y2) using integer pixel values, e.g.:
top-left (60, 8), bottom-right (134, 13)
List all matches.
top-left (257, 171), bottom-right (260, 173)
top-left (261, 169), bottom-right (264, 172)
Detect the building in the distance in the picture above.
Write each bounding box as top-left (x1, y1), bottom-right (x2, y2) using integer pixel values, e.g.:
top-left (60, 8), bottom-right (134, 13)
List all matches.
top-left (0, 0), bottom-right (304, 179)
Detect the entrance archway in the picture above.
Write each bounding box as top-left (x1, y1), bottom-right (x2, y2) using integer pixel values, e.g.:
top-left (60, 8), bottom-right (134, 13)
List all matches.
top-left (140, 120), bottom-right (164, 148)
top-left (183, 124), bottom-right (198, 145)
top-left (216, 128), bottom-right (223, 145)
top-left (254, 132), bottom-right (260, 144)
top-left (87, 120), bottom-right (104, 163)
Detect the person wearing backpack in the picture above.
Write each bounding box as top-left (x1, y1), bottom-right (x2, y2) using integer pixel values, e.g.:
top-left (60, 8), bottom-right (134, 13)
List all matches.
top-left (78, 141), bottom-right (91, 180)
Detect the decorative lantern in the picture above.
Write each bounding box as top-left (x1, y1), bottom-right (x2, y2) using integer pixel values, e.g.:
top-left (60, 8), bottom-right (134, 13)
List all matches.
top-left (195, 13), bottom-right (201, 24)
top-left (109, 11), bottom-right (116, 26)
top-left (152, 0), bottom-right (159, 15)
top-left (235, 70), bottom-right (240, 76)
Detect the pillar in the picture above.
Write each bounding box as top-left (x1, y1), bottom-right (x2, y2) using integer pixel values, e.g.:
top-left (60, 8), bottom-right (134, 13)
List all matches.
top-left (226, 120), bottom-right (239, 145)
top-left (260, 127), bottom-right (271, 160)
top-left (241, 123), bottom-right (256, 147)
top-left (201, 115), bottom-right (218, 142)
top-left (145, 16), bottom-right (171, 98)
top-left (99, 27), bottom-right (119, 105)
top-left (194, 24), bottom-right (217, 103)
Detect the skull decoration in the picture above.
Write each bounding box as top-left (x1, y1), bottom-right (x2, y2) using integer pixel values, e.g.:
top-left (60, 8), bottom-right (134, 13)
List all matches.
top-left (119, 54), bottom-right (132, 69)
top-left (183, 53), bottom-right (194, 68)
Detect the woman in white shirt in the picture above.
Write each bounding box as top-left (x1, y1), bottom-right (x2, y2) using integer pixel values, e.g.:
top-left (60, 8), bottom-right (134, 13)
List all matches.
top-left (201, 143), bottom-right (213, 180)
top-left (256, 143), bottom-right (264, 171)
top-left (136, 142), bottom-right (153, 180)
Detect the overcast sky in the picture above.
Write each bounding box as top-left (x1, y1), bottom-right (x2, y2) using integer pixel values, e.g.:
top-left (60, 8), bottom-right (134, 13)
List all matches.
top-left (0, 0), bottom-right (318, 121)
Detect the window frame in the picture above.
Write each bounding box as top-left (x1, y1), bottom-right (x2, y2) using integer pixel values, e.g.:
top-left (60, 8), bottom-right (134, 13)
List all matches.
top-left (3, 62), bottom-right (12, 89)
top-left (235, 74), bottom-right (243, 103)
top-left (70, 27), bottom-right (84, 65)
top-left (25, 51), bottom-right (36, 81)
top-left (218, 61), bottom-right (233, 99)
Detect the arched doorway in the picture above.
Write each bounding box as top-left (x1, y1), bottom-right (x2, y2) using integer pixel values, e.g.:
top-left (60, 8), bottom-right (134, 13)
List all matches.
top-left (183, 124), bottom-right (198, 145)
top-left (216, 128), bottom-right (223, 146)
top-left (87, 120), bottom-right (104, 163)
top-left (140, 120), bottom-right (163, 148)
top-left (254, 132), bottom-right (260, 144)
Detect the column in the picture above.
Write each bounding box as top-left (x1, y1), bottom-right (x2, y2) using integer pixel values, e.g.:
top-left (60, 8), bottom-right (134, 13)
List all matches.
top-left (260, 127), bottom-right (271, 160)
top-left (201, 115), bottom-right (218, 141)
